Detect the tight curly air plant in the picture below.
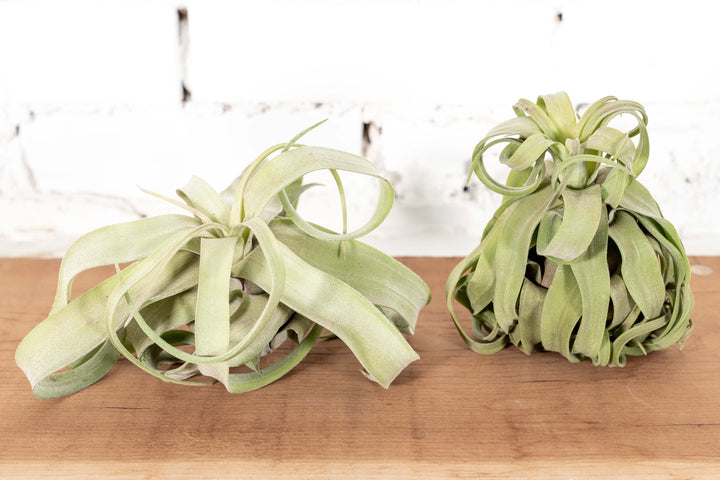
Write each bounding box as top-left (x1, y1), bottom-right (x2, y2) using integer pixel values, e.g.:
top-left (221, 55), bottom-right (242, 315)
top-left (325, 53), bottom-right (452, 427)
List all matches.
top-left (16, 122), bottom-right (430, 398)
top-left (446, 93), bottom-right (693, 366)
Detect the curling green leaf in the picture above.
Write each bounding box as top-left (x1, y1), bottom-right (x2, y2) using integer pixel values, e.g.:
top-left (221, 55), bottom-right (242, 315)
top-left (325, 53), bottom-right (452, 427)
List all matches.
top-left (15, 251), bottom-right (199, 392)
top-left (536, 184), bottom-right (603, 263)
top-left (242, 146), bottom-right (394, 241)
top-left (466, 255), bottom-right (495, 315)
top-left (234, 242), bottom-right (419, 389)
top-left (540, 264), bottom-right (583, 362)
top-left (619, 179), bottom-right (662, 218)
top-left (510, 279), bottom-right (546, 354)
top-left (483, 116), bottom-right (542, 140)
top-left (585, 127), bottom-right (636, 167)
top-left (31, 340), bottom-right (121, 400)
top-left (194, 237), bottom-right (237, 385)
top-left (536, 92), bottom-right (577, 140)
top-left (501, 133), bottom-right (555, 170)
top-left (269, 218), bottom-right (429, 334)
top-left (227, 323), bottom-right (323, 393)
top-left (570, 208), bottom-right (610, 359)
top-left (177, 175), bottom-right (231, 225)
top-left (493, 185), bottom-right (555, 331)
top-left (51, 215), bottom-right (200, 313)
top-left (608, 211), bottom-right (666, 319)
top-left (514, 98), bottom-right (562, 140)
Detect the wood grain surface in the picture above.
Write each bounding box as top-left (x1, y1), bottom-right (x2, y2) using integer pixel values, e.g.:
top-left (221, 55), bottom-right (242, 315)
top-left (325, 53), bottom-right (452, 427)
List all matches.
top-left (1, 257), bottom-right (718, 479)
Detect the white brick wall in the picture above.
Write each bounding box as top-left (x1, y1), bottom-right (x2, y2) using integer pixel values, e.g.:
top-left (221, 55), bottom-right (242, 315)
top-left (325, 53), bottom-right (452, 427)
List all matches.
top-left (1, 0), bottom-right (719, 257)
top-left (0, 1), bottom-right (180, 105)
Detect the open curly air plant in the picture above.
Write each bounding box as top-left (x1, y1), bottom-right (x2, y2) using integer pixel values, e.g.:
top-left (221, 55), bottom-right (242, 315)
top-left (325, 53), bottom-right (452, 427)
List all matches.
top-left (16, 122), bottom-right (430, 398)
top-left (447, 93), bottom-right (693, 366)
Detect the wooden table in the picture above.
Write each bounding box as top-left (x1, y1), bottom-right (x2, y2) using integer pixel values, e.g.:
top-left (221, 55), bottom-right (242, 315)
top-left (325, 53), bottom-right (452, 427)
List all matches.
top-left (1, 257), bottom-right (718, 479)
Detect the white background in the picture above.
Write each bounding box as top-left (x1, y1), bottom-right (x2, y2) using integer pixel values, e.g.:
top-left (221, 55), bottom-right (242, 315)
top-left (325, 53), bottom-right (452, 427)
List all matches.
top-left (1, 0), bottom-right (718, 257)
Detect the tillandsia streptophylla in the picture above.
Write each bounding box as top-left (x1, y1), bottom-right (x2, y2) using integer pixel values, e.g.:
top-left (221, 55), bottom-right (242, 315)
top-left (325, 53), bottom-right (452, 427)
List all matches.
top-left (446, 93), bottom-right (693, 366)
top-left (16, 122), bottom-right (430, 398)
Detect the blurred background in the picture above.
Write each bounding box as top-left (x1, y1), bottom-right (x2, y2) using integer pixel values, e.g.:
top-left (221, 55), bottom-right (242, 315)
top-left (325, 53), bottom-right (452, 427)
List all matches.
top-left (1, 0), bottom-right (718, 257)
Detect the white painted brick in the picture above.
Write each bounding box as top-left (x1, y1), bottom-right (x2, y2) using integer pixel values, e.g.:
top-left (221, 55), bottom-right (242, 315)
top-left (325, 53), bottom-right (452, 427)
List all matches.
top-left (20, 107), bottom-right (188, 197)
top-left (186, 0), bottom-right (720, 105)
top-left (0, 1), bottom-right (180, 105)
top-left (20, 104), bottom-right (361, 197)
top-left (0, 136), bottom-right (35, 192)
top-left (186, 0), bottom-right (558, 104)
top-left (0, 107), bottom-right (25, 141)
top-left (553, 1), bottom-right (720, 103)
top-left (0, 191), bottom-right (147, 258)
top-left (366, 103), bottom-right (504, 205)
top-left (636, 100), bottom-right (720, 255)
top-left (358, 102), bottom-right (506, 256)
top-left (221, 102), bottom-right (364, 158)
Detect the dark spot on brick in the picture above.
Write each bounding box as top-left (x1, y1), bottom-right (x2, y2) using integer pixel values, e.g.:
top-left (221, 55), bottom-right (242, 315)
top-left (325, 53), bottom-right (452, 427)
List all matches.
top-left (177, 7), bottom-right (191, 105)
top-left (181, 84), bottom-right (192, 103)
top-left (362, 122), bottom-right (372, 145)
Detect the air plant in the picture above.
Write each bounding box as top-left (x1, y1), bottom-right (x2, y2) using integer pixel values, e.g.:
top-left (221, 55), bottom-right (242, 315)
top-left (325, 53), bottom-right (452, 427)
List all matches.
top-left (446, 93), bottom-right (693, 366)
top-left (16, 122), bottom-right (430, 398)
